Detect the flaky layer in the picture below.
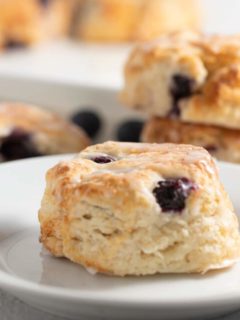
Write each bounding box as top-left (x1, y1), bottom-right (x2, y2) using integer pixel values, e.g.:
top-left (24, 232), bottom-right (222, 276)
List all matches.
top-left (39, 142), bottom-right (240, 276)
top-left (142, 117), bottom-right (240, 164)
top-left (122, 32), bottom-right (240, 129)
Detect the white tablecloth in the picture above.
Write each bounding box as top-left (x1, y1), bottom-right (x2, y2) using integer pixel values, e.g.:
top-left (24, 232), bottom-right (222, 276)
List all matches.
top-left (0, 289), bottom-right (239, 320)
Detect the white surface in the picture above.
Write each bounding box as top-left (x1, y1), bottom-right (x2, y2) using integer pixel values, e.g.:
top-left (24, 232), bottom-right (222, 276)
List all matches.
top-left (202, 0), bottom-right (240, 34)
top-left (0, 156), bottom-right (240, 320)
top-left (0, 41), bottom-right (130, 89)
top-left (0, 1), bottom-right (239, 89)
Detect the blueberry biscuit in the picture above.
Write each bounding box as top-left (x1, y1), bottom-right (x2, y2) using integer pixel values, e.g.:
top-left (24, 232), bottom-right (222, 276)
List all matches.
top-left (0, 103), bottom-right (90, 161)
top-left (39, 141), bottom-right (240, 276)
top-left (0, 0), bottom-right (73, 48)
top-left (142, 118), bottom-right (240, 164)
top-left (74, 0), bottom-right (199, 42)
top-left (121, 32), bottom-right (240, 129)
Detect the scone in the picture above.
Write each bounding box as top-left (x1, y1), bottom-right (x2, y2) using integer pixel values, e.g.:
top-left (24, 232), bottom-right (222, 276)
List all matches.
top-left (0, 103), bottom-right (90, 161)
top-left (0, 0), bottom-right (74, 48)
top-left (39, 141), bottom-right (240, 276)
top-left (74, 0), bottom-right (199, 42)
top-left (142, 118), bottom-right (240, 164)
top-left (121, 32), bottom-right (240, 129)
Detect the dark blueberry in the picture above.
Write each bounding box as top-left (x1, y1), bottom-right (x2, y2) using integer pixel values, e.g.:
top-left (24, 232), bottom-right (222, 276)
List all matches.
top-left (170, 75), bottom-right (195, 101)
top-left (153, 178), bottom-right (197, 212)
top-left (39, 0), bottom-right (50, 6)
top-left (169, 75), bottom-right (195, 118)
top-left (5, 40), bottom-right (26, 50)
top-left (90, 155), bottom-right (115, 164)
top-left (204, 145), bottom-right (217, 153)
top-left (116, 119), bottom-right (144, 142)
top-left (71, 110), bottom-right (102, 138)
top-left (0, 128), bottom-right (41, 161)
top-left (168, 103), bottom-right (181, 118)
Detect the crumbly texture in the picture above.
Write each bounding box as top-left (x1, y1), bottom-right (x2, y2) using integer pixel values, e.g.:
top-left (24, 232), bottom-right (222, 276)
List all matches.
top-left (73, 0), bottom-right (199, 42)
top-left (39, 141), bottom-right (240, 276)
top-left (0, 103), bottom-right (90, 159)
top-left (142, 118), bottom-right (240, 164)
top-left (121, 32), bottom-right (240, 129)
top-left (0, 0), bottom-right (74, 47)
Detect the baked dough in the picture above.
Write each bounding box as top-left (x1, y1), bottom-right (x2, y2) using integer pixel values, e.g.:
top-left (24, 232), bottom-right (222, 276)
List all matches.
top-left (0, 103), bottom-right (90, 161)
top-left (121, 32), bottom-right (240, 129)
top-left (0, 0), bottom-right (73, 47)
top-left (142, 117), bottom-right (240, 164)
top-left (39, 141), bottom-right (240, 276)
top-left (74, 0), bottom-right (199, 42)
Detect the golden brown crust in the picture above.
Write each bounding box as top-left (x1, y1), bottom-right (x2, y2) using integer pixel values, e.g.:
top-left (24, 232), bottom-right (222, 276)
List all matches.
top-left (39, 141), bottom-right (240, 276)
top-left (74, 0), bottom-right (200, 42)
top-left (0, 0), bottom-right (73, 47)
top-left (142, 117), bottom-right (240, 164)
top-left (121, 32), bottom-right (240, 129)
top-left (0, 102), bottom-right (90, 156)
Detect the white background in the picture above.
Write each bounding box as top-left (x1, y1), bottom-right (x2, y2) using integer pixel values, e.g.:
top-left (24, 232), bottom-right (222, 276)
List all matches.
top-left (202, 0), bottom-right (240, 34)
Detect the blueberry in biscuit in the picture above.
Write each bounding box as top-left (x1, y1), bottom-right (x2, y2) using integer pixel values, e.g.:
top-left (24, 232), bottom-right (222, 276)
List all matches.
top-left (39, 141), bottom-right (240, 276)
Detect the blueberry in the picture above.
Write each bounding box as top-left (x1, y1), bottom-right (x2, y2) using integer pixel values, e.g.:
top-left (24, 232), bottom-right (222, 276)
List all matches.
top-left (117, 120), bottom-right (144, 142)
top-left (153, 178), bottom-right (197, 212)
top-left (171, 75), bottom-right (194, 101)
top-left (204, 145), bottom-right (217, 153)
top-left (169, 75), bottom-right (195, 117)
top-left (5, 40), bottom-right (26, 50)
top-left (0, 128), bottom-right (41, 161)
top-left (91, 155), bottom-right (115, 164)
top-left (168, 103), bottom-right (181, 118)
top-left (39, 0), bottom-right (50, 5)
top-left (71, 110), bottom-right (102, 138)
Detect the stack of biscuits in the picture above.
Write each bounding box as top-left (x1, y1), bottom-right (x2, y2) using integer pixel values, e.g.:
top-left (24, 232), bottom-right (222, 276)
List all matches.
top-left (121, 31), bottom-right (240, 164)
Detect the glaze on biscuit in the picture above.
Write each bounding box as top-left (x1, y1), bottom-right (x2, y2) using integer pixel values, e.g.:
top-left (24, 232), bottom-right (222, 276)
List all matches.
top-left (39, 141), bottom-right (240, 276)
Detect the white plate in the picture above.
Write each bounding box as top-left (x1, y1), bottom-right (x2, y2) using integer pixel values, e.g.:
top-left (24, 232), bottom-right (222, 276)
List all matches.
top-left (0, 156), bottom-right (240, 320)
top-left (0, 41), bottom-right (130, 89)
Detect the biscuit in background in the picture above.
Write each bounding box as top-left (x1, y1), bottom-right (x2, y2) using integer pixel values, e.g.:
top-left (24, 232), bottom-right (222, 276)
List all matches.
top-left (0, 102), bottom-right (90, 161)
top-left (0, 0), bottom-right (74, 48)
top-left (73, 0), bottom-right (201, 42)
